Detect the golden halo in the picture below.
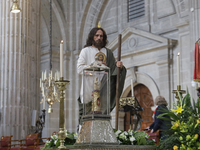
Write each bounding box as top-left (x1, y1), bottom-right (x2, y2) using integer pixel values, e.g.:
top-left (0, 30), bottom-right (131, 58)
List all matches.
top-left (95, 52), bottom-right (106, 62)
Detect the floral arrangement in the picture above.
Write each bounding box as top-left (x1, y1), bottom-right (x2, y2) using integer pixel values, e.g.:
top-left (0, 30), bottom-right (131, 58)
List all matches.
top-left (41, 130), bottom-right (77, 150)
top-left (157, 90), bottom-right (200, 150)
top-left (114, 129), bottom-right (155, 145)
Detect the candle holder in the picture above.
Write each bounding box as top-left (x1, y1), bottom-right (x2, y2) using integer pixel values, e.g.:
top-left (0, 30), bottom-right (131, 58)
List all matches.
top-left (40, 70), bottom-right (60, 113)
top-left (172, 85), bottom-right (186, 100)
top-left (55, 77), bottom-right (70, 149)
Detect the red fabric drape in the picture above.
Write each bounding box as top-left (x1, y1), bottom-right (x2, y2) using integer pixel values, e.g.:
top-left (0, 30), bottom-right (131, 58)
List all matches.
top-left (194, 42), bottom-right (200, 80)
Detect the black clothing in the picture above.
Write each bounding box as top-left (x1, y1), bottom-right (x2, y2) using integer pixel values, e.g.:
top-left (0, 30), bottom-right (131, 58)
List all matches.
top-left (149, 104), bottom-right (171, 139)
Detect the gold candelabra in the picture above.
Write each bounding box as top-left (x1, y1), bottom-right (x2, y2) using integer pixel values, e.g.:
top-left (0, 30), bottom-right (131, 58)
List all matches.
top-left (172, 85), bottom-right (186, 101)
top-left (40, 70), bottom-right (60, 113)
top-left (55, 77), bottom-right (70, 149)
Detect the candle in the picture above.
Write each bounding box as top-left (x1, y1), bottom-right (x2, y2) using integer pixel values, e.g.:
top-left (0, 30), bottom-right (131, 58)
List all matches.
top-left (177, 52), bottom-right (180, 85)
top-left (49, 74), bottom-right (50, 86)
top-left (60, 40), bottom-right (63, 77)
top-left (58, 71), bottom-right (60, 80)
top-left (42, 72), bottom-right (44, 80)
top-left (44, 70), bottom-right (46, 80)
top-left (131, 79), bottom-right (134, 97)
top-left (42, 86), bottom-right (44, 96)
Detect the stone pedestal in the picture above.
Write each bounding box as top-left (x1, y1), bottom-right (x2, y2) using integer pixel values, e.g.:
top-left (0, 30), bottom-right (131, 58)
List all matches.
top-left (76, 115), bottom-right (118, 144)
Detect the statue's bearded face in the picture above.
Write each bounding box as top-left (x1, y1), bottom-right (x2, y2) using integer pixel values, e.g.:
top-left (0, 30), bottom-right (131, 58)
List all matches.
top-left (92, 30), bottom-right (104, 49)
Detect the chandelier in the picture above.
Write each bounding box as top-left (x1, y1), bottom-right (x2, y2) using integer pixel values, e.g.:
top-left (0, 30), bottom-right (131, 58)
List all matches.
top-left (40, 70), bottom-right (60, 113)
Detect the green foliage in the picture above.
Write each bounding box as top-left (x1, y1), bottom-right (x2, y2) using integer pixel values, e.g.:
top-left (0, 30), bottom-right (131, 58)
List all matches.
top-left (157, 92), bottom-right (200, 150)
top-left (41, 130), bottom-right (77, 150)
top-left (114, 129), bottom-right (155, 145)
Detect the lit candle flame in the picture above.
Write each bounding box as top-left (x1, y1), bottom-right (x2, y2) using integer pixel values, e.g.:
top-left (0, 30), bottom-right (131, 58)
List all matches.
top-left (61, 40), bottom-right (63, 44)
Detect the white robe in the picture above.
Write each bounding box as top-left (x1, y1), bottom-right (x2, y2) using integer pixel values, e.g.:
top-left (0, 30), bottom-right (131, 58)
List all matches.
top-left (77, 46), bottom-right (107, 103)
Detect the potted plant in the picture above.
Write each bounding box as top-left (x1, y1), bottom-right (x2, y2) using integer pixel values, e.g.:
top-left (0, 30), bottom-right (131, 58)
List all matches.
top-left (157, 90), bottom-right (200, 150)
top-left (42, 130), bottom-right (77, 150)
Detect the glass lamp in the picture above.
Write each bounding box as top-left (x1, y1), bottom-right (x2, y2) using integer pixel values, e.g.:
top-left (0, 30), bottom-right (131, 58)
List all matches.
top-left (76, 57), bottom-right (118, 145)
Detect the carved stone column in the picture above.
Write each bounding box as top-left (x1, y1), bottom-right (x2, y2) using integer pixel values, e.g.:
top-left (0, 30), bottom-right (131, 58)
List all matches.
top-left (0, 0), bottom-right (41, 139)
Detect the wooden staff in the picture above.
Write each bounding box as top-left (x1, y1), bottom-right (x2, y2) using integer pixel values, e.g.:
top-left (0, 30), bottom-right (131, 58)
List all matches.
top-left (115, 34), bottom-right (122, 129)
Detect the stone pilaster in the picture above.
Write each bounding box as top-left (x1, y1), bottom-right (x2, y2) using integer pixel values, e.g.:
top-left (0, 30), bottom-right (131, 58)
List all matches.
top-left (0, 0), bottom-right (41, 139)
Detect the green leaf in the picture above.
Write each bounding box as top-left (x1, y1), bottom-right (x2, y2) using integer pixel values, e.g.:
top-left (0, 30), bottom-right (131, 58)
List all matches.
top-left (182, 93), bottom-right (192, 107)
top-left (193, 98), bottom-right (197, 115)
top-left (157, 112), bottom-right (178, 121)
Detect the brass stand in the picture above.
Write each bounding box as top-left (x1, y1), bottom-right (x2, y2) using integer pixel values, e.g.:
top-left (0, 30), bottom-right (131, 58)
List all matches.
top-left (55, 77), bottom-right (70, 149)
top-left (172, 85), bottom-right (186, 100)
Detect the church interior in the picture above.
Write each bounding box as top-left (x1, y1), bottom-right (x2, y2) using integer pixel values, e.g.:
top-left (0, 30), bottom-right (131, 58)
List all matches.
top-left (0, 0), bottom-right (200, 148)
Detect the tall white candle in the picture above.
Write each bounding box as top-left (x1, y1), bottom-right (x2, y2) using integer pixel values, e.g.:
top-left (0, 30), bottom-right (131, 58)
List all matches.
top-left (177, 52), bottom-right (180, 85)
top-left (49, 74), bottom-right (50, 86)
top-left (44, 70), bottom-right (46, 80)
top-left (131, 79), bottom-right (134, 97)
top-left (58, 71), bottom-right (60, 80)
top-left (60, 40), bottom-right (63, 77)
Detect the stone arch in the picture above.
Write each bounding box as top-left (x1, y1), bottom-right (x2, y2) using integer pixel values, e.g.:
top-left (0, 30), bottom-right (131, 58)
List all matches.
top-left (78, 0), bottom-right (92, 50)
top-left (122, 72), bottom-right (160, 102)
top-left (41, 0), bottom-right (65, 50)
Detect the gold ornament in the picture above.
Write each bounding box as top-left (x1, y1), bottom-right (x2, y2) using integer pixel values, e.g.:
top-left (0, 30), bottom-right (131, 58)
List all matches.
top-left (98, 21), bottom-right (101, 28)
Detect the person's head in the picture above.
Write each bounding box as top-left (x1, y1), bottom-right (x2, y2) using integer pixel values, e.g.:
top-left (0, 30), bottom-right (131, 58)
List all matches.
top-left (155, 95), bottom-right (168, 106)
top-left (85, 27), bottom-right (108, 49)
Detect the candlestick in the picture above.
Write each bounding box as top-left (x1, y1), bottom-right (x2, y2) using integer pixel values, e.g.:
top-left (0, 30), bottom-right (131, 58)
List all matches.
top-left (55, 77), bottom-right (70, 149)
top-left (44, 70), bottom-right (46, 80)
top-left (131, 79), bottom-right (134, 97)
top-left (60, 40), bottom-right (63, 77)
top-left (177, 52), bottom-right (180, 85)
top-left (58, 71), bottom-right (60, 80)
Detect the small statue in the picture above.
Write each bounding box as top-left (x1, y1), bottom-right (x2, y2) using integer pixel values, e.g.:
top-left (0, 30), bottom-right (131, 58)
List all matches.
top-left (92, 78), bottom-right (101, 112)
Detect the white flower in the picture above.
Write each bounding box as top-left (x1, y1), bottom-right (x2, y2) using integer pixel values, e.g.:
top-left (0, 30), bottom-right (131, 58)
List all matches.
top-left (124, 131), bottom-right (128, 136)
top-left (54, 140), bottom-right (57, 145)
top-left (115, 130), bottom-right (121, 137)
top-left (46, 140), bottom-right (50, 144)
top-left (51, 135), bottom-right (58, 140)
top-left (130, 136), bottom-right (136, 142)
top-left (128, 129), bottom-right (133, 135)
top-left (119, 133), bottom-right (127, 140)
